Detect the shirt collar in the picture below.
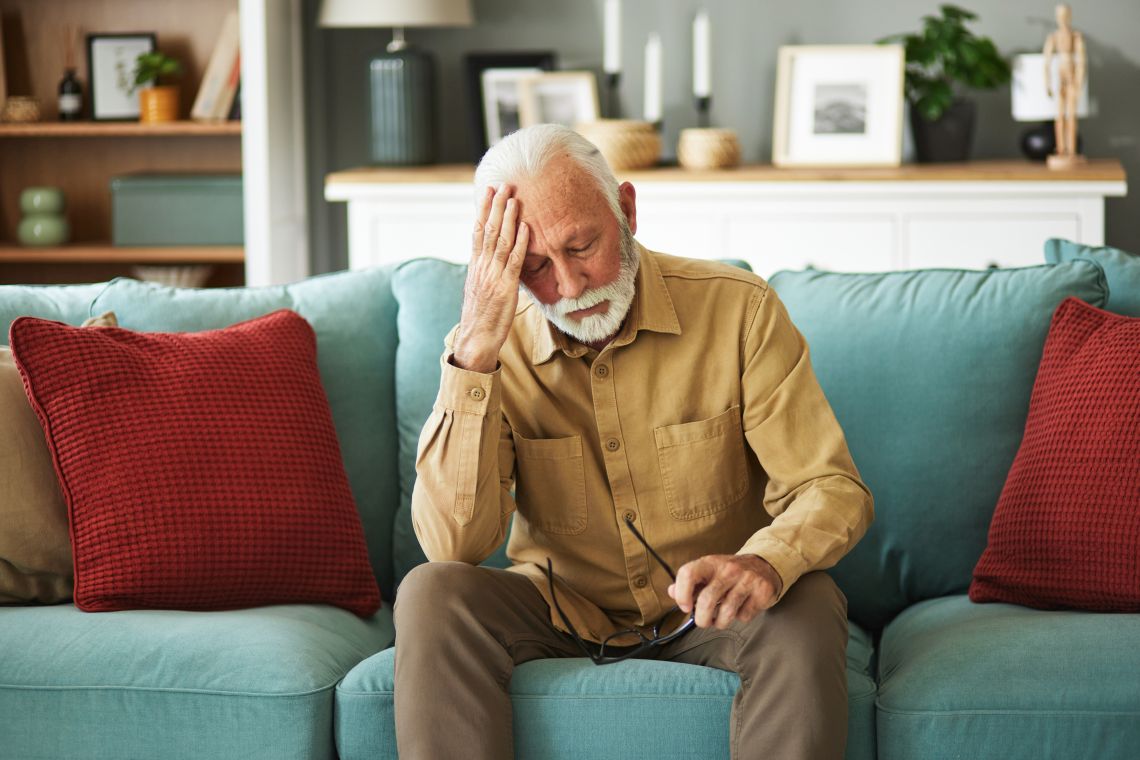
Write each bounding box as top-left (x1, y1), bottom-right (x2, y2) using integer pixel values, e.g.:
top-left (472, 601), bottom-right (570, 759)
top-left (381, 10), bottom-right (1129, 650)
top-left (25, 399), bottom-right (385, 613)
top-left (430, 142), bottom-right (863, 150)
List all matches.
top-left (531, 242), bottom-right (681, 365)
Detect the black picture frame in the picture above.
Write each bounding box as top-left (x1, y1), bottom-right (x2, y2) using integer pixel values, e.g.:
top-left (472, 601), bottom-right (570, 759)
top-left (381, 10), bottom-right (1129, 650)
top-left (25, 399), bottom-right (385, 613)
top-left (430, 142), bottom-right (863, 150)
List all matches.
top-left (86, 32), bottom-right (156, 120)
top-left (463, 51), bottom-right (557, 163)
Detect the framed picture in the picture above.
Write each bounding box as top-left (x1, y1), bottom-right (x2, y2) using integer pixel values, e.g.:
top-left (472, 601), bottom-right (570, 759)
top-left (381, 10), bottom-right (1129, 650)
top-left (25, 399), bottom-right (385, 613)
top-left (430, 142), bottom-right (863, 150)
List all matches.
top-left (480, 68), bottom-right (543, 150)
top-left (518, 72), bottom-right (600, 131)
top-left (772, 45), bottom-right (905, 167)
top-left (87, 33), bottom-right (156, 120)
top-left (464, 51), bottom-right (556, 161)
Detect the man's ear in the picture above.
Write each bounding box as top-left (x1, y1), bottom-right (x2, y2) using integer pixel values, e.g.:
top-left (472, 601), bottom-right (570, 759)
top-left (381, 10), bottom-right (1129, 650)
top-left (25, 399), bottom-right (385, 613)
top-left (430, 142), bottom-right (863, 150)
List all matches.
top-left (618, 181), bottom-right (638, 235)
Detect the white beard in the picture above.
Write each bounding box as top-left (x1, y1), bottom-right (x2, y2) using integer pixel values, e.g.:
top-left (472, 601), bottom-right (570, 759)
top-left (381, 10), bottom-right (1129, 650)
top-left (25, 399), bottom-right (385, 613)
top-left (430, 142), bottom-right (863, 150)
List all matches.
top-left (520, 222), bottom-right (640, 346)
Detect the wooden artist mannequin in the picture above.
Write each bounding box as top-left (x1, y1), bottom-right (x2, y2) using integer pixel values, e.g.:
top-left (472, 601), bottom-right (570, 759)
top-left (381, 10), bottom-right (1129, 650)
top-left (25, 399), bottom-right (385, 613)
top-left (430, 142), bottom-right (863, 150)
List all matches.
top-left (1043, 3), bottom-right (1087, 169)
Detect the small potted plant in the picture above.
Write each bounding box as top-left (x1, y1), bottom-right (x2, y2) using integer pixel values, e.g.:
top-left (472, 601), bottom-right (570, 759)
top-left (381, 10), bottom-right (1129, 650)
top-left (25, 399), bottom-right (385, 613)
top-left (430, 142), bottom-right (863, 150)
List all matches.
top-left (879, 4), bottom-right (1011, 162)
top-left (132, 51), bottom-right (183, 123)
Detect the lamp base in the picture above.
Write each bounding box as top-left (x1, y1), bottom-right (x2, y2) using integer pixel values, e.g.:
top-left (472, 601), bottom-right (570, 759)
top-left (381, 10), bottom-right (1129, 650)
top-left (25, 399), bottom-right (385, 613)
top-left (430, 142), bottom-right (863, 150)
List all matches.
top-left (369, 45), bottom-right (436, 166)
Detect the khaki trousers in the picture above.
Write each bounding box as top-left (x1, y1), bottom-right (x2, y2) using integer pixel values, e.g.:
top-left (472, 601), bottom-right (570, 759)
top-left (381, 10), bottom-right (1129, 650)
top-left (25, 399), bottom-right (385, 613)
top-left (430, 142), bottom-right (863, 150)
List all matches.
top-left (393, 561), bottom-right (848, 760)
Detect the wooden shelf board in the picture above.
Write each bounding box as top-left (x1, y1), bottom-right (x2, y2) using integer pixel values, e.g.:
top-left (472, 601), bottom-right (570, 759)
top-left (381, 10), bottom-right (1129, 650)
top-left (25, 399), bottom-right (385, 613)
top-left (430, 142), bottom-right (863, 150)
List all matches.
top-left (0, 244), bottom-right (245, 263)
top-left (0, 121), bottom-right (242, 138)
top-left (326, 158), bottom-right (1126, 185)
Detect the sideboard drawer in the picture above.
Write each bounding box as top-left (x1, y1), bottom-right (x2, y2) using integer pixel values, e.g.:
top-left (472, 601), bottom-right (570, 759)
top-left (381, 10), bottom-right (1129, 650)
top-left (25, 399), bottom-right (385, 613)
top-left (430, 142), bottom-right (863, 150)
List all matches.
top-left (728, 216), bottom-right (896, 278)
top-left (904, 214), bottom-right (1081, 270)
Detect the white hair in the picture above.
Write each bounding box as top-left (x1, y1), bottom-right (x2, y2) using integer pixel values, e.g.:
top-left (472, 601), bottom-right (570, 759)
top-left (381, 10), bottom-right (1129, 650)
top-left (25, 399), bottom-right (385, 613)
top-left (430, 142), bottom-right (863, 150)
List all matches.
top-left (474, 124), bottom-right (623, 222)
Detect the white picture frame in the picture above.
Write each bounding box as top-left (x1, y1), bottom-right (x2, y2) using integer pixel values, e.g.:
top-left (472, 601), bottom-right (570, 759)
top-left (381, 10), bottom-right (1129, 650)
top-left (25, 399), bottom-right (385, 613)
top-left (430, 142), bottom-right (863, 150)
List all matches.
top-left (773, 45), bottom-right (905, 167)
top-left (481, 67), bottom-right (542, 147)
top-left (87, 33), bottom-right (156, 120)
top-left (517, 72), bottom-right (600, 131)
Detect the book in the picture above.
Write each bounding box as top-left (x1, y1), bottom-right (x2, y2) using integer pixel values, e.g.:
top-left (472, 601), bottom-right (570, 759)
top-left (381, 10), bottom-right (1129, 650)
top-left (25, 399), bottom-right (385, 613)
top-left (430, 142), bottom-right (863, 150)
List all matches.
top-left (191, 10), bottom-right (239, 121)
top-left (227, 80), bottom-right (241, 121)
top-left (214, 51), bottom-right (241, 121)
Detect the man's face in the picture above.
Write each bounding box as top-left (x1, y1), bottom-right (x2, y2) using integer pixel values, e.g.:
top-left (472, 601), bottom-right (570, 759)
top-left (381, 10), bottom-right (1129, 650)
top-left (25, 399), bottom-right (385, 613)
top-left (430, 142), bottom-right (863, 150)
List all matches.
top-left (514, 156), bottom-right (639, 346)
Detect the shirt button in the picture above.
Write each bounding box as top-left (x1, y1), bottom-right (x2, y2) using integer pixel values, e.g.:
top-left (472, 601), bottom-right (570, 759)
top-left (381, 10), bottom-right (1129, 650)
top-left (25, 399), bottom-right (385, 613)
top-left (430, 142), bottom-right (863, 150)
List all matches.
top-left (622, 510), bottom-right (636, 523)
top-left (595, 364), bottom-right (609, 379)
top-left (469, 387), bottom-right (485, 400)
top-left (605, 438), bottom-right (620, 451)
top-left (634, 576), bottom-right (648, 589)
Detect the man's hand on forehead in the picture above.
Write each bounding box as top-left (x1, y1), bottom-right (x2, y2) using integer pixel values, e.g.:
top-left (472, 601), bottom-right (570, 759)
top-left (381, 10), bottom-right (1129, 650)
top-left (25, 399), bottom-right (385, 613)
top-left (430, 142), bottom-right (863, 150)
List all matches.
top-left (450, 183), bottom-right (531, 374)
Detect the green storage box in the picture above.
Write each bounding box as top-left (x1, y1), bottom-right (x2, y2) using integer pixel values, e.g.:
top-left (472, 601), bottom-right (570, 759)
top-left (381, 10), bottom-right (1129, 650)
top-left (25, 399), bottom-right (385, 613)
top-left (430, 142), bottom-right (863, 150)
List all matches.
top-left (111, 174), bottom-right (244, 246)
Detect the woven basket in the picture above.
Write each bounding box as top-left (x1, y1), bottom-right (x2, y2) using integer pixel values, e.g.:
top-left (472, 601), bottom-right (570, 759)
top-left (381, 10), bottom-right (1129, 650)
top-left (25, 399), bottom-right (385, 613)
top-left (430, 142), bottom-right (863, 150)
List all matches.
top-left (677, 128), bottom-right (742, 169)
top-left (574, 119), bottom-right (661, 171)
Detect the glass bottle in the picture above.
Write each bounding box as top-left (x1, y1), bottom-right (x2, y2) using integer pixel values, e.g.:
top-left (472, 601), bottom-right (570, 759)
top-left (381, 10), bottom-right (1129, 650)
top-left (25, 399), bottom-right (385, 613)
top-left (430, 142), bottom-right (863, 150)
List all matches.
top-left (58, 68), bottom-right (83, 121)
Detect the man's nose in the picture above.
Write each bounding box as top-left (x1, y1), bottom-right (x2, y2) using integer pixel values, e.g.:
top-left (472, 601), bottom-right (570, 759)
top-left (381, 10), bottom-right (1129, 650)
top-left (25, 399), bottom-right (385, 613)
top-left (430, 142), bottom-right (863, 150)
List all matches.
top-left (554, 259), bottom-right (588, 301)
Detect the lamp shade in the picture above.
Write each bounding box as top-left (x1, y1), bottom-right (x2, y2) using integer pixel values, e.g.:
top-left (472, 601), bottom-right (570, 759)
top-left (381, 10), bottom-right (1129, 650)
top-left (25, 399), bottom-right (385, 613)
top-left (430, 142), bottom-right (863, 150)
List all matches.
top-left (318, 0), bottom-right (473, 28)
top-left (1011, 53), bottom-right (1089, 122)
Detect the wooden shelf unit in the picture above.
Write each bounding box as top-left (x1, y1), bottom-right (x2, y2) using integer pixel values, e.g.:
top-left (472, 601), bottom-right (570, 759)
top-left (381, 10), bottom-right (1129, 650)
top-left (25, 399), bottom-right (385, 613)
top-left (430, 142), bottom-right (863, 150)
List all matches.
top-left (0, 0), bottom-right (243, 286)
top-left (0, 121), bottom-right (241, 137)
top-left (0, 244), bottom-right (244, 264)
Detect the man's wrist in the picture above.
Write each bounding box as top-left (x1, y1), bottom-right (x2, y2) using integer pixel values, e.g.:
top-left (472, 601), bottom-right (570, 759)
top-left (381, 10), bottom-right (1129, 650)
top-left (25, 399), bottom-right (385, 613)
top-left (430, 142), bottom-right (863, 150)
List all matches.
top-left (448, 351), bottom-right (498, 374)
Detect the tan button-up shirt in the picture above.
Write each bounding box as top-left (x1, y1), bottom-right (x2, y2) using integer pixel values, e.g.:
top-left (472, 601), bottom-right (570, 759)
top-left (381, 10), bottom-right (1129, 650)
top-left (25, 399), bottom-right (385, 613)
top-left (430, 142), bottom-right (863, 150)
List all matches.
top-left (412, 245), bottom-right (874, 644)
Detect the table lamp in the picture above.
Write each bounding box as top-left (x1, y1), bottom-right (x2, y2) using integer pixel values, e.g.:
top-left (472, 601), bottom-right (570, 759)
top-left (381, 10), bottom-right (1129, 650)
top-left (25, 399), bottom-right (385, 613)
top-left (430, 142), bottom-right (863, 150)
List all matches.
top-left (319, 0), bottom-right (473, 166)
top-left (1011, 53), bottom-right (1089, 162)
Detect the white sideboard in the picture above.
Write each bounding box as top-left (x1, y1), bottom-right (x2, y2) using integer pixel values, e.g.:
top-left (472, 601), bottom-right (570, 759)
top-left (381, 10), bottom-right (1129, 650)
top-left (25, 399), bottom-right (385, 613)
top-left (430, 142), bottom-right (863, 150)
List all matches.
top-left (325, 160), bottom-right (1126, 279)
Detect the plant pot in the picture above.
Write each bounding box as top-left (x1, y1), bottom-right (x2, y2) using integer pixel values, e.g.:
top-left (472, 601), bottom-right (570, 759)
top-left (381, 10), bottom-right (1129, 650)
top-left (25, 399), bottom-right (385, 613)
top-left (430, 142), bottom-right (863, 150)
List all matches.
top-left (139, 85), bottom-right (179, 123)
top-left (910, 98), bottom-right (976, 163)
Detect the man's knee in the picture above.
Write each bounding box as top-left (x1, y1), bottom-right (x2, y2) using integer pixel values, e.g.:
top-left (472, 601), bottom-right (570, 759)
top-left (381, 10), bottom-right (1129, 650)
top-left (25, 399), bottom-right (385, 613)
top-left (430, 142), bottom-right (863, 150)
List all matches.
top-left (394, 561), bottom-right (484, 627)
top-left (739, 571), bottom-right (848, 655)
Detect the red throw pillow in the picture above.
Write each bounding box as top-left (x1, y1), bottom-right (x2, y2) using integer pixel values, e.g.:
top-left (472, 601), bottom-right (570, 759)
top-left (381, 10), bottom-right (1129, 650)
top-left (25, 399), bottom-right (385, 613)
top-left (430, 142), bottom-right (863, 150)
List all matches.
top-left (9, 309), bottom-right (381, 617)
top-left (970, 297), bottom-right (1140, 611)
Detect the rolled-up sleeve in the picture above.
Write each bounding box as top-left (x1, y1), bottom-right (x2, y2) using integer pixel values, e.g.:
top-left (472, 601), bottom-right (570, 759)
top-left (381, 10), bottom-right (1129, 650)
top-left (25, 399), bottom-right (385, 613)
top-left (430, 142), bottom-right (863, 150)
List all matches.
top-left (411, 325), bottom-right (517, 565)
top-left (735, 286), bottom-right (874, 603)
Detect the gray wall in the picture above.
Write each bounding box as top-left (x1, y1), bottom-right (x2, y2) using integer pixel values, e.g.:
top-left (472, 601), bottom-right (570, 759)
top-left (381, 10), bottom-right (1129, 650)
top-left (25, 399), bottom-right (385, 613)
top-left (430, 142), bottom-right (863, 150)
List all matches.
top-left (304, 0), bottom-right (1140, 274)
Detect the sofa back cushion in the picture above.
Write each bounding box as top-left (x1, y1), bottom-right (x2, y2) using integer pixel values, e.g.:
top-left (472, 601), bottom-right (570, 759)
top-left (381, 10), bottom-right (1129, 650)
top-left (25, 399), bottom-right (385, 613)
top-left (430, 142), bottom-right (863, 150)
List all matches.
top-left (389, 260), bottom-right (512, 587)
top-left (768, 260), bottom-right (1108, 631)
top-left (0, 284), bottom-right (109, 336)
top-left (89, 268), bottom-right (403, 599)
top-left (1044, 238), bottom-right (1140, 317)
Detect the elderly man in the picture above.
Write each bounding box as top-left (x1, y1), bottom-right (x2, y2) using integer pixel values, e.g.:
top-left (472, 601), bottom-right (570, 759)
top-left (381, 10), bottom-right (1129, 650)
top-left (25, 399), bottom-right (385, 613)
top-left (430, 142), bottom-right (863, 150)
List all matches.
top-left (395, 124), bottom-right (874, 759)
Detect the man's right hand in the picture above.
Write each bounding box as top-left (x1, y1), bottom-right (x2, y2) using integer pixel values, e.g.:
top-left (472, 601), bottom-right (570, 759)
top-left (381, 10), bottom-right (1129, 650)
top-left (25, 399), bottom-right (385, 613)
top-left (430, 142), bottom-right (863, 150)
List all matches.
top-left (451, 183), bottom-right (531, 373)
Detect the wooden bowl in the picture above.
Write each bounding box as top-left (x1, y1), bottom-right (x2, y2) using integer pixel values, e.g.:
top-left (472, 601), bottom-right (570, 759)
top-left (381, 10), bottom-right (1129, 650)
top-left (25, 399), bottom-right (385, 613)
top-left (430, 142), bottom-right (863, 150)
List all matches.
top-left (574, 119), bottom-right (661, 171)
top-left (677, 128), bottom-right (742, 169)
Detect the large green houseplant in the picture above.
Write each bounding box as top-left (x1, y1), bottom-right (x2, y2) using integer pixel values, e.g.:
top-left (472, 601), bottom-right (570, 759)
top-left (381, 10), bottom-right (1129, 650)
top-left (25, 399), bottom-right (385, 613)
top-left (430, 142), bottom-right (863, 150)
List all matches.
top-left (879, 4), bottom-right (1011, 162)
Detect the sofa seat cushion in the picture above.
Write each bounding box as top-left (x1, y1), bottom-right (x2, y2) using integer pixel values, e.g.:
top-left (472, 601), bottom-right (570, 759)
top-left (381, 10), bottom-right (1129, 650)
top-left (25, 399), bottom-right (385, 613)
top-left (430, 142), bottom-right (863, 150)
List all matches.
top-left (877, 595), bottom-right (1140, 760)
top-left (0, 603), bottom-right (393, 760)
top-left (334, 622), bottom-right (876, 760)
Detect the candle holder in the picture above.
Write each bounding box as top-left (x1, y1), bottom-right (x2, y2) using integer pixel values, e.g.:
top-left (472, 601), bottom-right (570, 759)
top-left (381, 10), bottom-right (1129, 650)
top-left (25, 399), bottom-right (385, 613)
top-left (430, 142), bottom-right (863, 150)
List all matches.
top-left (695, 96), bottom-right (711, 128)
top-left (605, 72), bottom-right (621, 119)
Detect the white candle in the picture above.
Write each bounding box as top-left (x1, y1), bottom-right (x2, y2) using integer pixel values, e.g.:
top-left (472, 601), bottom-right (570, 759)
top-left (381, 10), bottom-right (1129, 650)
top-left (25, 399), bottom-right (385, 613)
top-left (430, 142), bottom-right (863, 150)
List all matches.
top-left (604, 0), bottom-right (621, 74)
top-left (693, 10), bottom-right (711, 98)
top-left (644, 33), bottom-right (662, 123)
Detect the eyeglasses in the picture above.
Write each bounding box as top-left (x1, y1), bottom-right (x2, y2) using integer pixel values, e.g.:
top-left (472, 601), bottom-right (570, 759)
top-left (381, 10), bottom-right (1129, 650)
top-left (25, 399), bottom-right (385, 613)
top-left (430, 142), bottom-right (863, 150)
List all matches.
top-left (545, 514), bottom-right (697, 665)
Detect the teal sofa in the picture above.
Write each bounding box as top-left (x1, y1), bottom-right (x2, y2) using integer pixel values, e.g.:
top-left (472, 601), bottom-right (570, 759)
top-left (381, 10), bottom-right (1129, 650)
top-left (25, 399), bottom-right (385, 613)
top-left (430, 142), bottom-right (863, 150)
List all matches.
top-left (2, 241), bottom-right (1138, 759)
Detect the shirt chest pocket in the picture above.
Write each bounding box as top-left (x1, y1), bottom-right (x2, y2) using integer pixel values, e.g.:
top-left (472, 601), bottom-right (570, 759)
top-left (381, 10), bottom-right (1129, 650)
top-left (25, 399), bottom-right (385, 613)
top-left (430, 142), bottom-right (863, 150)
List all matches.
top-left (514, 433), bottom-right (588, 535)
top-left (654, 405), bottom-right (751, 520)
